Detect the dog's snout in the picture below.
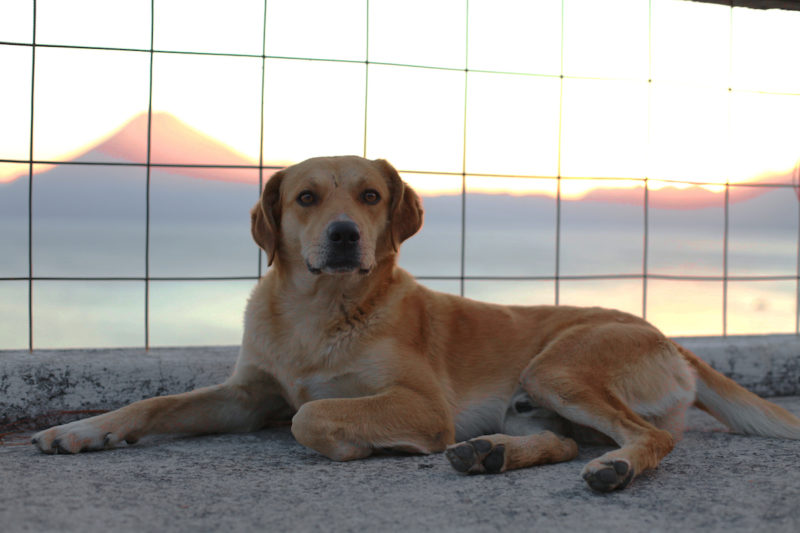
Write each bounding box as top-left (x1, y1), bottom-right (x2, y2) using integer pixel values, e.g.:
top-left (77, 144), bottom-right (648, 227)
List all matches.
top-left (327, 221), bottom-right (360, 245)
top-left (318, 219), bottom-right (363, 273)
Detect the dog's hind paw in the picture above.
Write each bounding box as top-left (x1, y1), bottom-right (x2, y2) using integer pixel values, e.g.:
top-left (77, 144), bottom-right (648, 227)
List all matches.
top-left (582, 458), bottom-right (634, 492)
top-left (445, 439), bottom-right (506, 474)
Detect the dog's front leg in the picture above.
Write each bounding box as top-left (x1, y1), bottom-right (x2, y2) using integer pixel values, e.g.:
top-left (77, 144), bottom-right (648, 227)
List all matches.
top-left (32, 378), bottom-right (291, 454)
top-left (291, 386), bottom-right (454, 461)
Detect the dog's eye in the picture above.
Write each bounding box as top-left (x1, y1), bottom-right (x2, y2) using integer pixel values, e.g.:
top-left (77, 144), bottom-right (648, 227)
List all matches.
top-left (297, 191), bottom-right (316, 206)
top-left (361, 189), bottom-right (380, 205)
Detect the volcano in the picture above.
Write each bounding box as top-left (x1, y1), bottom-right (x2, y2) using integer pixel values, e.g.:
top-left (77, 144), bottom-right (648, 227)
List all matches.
top-left (6, 112), bottom-right (280, 185)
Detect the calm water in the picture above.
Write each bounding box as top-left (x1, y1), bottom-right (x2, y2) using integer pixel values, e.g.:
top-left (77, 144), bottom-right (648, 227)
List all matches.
top-left (1, 169), bottom-right (798, 349)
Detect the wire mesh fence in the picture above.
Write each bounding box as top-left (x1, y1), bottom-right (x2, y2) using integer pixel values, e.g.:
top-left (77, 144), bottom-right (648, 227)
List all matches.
top-left (1, 0), bottom-right (799, 350)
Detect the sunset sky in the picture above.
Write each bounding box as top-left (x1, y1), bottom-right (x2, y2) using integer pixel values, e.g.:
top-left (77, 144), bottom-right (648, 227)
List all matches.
top-left (1, 0), bottom-right (799, 197)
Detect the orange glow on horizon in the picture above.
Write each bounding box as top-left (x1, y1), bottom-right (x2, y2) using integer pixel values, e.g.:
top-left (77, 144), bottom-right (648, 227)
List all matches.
top-left (1, 109), bottom-right (796, 211)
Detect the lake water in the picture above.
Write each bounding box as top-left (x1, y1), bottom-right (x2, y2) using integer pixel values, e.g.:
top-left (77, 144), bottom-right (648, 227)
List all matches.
top-left (1, 170), bottom-right (798, 349)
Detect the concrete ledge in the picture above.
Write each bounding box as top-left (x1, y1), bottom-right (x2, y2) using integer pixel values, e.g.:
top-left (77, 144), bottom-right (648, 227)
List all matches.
top-left (675, 334), bottom-right (800, 397)
top-left (0, 346), bottom-right (237, 428)
top-left (1, 335), bottom-right (799, 428)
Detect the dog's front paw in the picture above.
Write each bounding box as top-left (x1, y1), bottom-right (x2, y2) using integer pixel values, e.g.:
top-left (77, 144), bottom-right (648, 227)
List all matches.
top-left (31, 419), bottom-right (129, 454)
top-left (445, 439), bottom-right (506, 474)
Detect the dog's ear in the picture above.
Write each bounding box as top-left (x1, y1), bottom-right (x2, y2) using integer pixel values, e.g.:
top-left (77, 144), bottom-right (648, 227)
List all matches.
top-left (251, 169), bottom-right (285, 266)
top-left (374, 158), bottom-right (423, 251)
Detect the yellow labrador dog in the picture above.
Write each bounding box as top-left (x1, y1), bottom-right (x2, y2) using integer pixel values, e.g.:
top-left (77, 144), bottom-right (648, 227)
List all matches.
top-left (33, 156), bottom-right (800, 491)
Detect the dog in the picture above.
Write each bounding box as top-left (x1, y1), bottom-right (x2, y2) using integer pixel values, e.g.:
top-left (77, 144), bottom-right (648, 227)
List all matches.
top-left (32, 155), bottom-right (800, 491)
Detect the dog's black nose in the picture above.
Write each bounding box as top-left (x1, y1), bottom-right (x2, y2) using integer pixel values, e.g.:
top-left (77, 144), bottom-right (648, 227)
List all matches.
top-left (327, 221), bottom-right (360, 245)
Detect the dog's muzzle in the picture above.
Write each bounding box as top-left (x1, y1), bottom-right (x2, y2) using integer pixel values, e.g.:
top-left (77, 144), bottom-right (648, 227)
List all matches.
top-left (308, 220), bottom-right (366, 274)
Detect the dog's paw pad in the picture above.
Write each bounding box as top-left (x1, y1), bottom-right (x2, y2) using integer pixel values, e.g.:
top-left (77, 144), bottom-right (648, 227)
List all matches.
top-left (582, 459), bottom-right (634, 492)
top-left (445, 439), bottom-right (506, 474)
top-left (445, 442), bottom-right (477, 472)
top-left (470, 439), bottom-right (492, 454)
top-left (483, 445), bottom-right (505, 474)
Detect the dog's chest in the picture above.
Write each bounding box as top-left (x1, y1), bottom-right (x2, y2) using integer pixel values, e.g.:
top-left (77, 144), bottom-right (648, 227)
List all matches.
top-left (247, 287), bottom-right (389, 408)
top-left (269, 311), bottom-right (365, 368)
top-left (266, 330), bottom-right (384, 409)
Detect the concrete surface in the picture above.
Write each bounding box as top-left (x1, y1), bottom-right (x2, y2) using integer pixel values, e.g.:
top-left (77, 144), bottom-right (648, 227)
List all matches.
top-left (1, 398), bottom-right (800, 533)
top-left (2, 335), bottom-right (800, 429)
top-left (0, 346), bottom-right (236, 428)
top-left (676, 335), bottom-right (800, 397)
top-left (1, 337), bottom-right (799, 532)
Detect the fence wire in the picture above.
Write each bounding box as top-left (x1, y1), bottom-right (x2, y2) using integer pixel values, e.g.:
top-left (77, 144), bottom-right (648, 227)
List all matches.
top-left (1, 0), bottom-right (799, 350)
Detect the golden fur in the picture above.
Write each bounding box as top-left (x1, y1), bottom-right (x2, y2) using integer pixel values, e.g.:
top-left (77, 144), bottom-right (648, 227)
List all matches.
top-left (33, 156), bottom-right (800, 491)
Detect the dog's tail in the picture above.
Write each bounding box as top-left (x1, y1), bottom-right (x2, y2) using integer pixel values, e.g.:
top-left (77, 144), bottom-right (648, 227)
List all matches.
top-left (671, 340), bottom-right (800, 439)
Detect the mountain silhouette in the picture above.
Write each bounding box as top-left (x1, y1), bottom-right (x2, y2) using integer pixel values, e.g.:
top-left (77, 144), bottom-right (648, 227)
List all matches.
top-left (95, 112), bottom-right (275, 183)
top-left (5, 112), bottom-right (277, 185)
top-left (99, 112), bottom-right (273, 184)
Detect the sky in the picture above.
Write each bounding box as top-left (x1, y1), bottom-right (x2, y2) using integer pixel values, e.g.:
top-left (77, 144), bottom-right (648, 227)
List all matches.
top-left (2, 0), bottom-right (800, 348)
top-left (1, 0), bottom-right (799, 198)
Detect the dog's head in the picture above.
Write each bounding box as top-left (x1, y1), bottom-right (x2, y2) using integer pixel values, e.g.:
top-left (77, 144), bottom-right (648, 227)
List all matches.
top-left (251, 156), bottom-right (423, 276)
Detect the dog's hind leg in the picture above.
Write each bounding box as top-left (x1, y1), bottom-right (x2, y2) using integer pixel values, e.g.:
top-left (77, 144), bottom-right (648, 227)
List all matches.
top-left (552, 392), bottom-right (674, 492)
top-left (445, 431), bottom-right (578, 474)
top-left (518, 325), bottom-right (687, 491)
